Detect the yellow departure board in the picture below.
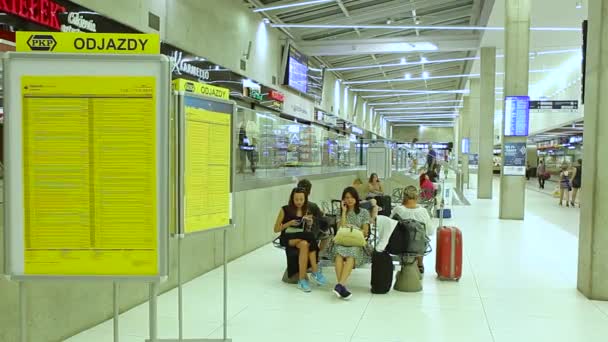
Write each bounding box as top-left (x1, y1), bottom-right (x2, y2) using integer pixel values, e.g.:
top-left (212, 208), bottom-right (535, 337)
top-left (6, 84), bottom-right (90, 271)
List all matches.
top-left (21, 75), bottom-right (158, 276)
top-left (184, 105), bottom-right (231, 233)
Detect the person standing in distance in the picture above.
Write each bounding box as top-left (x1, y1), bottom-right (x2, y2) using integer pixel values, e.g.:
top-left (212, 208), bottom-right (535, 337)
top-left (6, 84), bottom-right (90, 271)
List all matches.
top-left (570, 159), bottom-right (582, 207)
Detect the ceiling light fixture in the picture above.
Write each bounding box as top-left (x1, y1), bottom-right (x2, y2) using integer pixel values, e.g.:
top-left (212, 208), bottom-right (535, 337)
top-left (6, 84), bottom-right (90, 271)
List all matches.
top-left (576, 1), bottom-right (582, 9)
top-left (270, 23), bottom-right (582, 32)
top-left (262, 18), bottom-right (270, 24)
top-left (345, 73), bottom-right (476, 85)
top-left (356, 89), bottom-right (469, 94)
top-left (362, 94), bottom-right (468, 99)
top-left (328, 49), bottom-right (579, 72)
top-left (375, 106), bottom-right (462, 111)
top-left (421, 56), bottom-right (428, 63)
top-left (404, 73), bottom-right (412, 79)
top-left (254, 0), bottom-right (333, 12)
top-left (371, 100), bottom-right (463, 105)
top-left (401, 57), bottom-right (407, 64)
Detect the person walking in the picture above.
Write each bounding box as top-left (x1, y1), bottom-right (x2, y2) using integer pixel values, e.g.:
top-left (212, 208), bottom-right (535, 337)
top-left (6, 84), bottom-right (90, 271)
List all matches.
top-left (559, 164), bottom-right (572, 207)
top-left (537, 160), bottom-right (546, 189)
top-left (570, 159), bottom-right (582, 207)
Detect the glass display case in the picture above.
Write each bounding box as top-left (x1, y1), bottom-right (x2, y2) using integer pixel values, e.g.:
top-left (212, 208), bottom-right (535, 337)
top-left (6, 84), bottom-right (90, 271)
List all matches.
top-left (234, 107), bottom-right (363, 184)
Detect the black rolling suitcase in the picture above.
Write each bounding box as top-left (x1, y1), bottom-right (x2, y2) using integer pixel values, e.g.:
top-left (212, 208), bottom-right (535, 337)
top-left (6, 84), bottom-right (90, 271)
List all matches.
top-left (370, 250), bottom-right (394, 294)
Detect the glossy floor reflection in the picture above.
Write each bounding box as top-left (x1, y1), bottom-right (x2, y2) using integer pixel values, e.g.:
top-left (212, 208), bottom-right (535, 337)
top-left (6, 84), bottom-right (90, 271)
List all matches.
top-left (66, 179), bottom-right (608, 342)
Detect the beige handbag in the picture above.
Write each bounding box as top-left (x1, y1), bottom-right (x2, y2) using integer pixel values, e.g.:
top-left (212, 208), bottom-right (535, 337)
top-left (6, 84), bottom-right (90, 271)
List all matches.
top-left (333, 224), bottom-right (366, 247)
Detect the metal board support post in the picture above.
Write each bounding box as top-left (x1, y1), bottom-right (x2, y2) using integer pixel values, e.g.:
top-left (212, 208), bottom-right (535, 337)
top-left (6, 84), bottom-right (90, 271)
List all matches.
top-left (113, 282), bottom-right (119, 342)
top-left (149, 282), bottom-right (158, 342)
top-left (19, 281), bottom-right (26, 342)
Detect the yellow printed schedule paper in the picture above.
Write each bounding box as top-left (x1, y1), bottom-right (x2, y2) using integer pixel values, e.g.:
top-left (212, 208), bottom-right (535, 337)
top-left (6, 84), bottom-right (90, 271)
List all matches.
top-left (22, 76), bottom-right (158, 276)
top-left (184, 105), bottom-right (231, 233)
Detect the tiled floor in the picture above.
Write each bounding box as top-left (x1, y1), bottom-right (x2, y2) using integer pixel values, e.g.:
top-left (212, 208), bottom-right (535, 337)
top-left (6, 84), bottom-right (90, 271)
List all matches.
top-left (66, 178), bottom-right (608, 342)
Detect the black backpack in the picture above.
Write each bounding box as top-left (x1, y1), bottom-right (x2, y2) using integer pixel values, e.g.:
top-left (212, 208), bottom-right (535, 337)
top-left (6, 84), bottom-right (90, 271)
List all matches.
top-left (385, 216), bottom-right (429, 255)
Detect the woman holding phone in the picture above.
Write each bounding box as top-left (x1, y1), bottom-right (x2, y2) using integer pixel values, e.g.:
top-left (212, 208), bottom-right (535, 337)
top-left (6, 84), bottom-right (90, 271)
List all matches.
top-left (328, 187), bottom-right (371, 300)
top-left (274, 187), bottom-right (327, 292)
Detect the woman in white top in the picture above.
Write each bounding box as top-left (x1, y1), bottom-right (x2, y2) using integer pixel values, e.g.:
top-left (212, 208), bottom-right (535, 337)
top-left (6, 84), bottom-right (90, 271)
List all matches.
top-left (390, 185), bottom-right (434, 274)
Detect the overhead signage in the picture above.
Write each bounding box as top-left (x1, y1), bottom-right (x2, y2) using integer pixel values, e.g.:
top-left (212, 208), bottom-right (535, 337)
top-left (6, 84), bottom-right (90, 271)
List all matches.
top-left (317, 110), bottom-right (337, 126)
top-left (283, 91), bottom-right (314, 121)
top-left (161, 43), bottom-right (284, 112)
top-left (432, 143), bottom-right (449, 150)
top-left (530, 100), bottom-right (578, 111)
top-left (461, 138), bottom-right (470, 154)
top-left (173, 79), bottom-right (229, 100)
top-left (504, 96), bottom-right (530, 137)
top-left (268, 90), bottom-right (285, 102)
top-left (503, 142), bottom-right (527, 176)
top-left (468, 154), bottom-right (479, 167)
top-left (352, 126), bottom-right (364, 135)
top-left (169, 49), bottom-right (210, 80)
top-left (569, 136), bottom-right (583, 144)
top-left (0, 0), bottom-right (66, 30)
top-left (16, 31), bottom-right (159, 54)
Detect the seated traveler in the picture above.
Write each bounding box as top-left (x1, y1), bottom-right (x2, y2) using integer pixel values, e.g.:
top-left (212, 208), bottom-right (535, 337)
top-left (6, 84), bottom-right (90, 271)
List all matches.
top-left (274, 187), bottom-right (327, 292)
top-left (297, 179), bottom-right (330, 245)
top-left (328, 187), bottom-right (371, 300)
top-left (367, 173), bottom-right (384, 198)
top-left (390, 186), bottom-right (434, 274)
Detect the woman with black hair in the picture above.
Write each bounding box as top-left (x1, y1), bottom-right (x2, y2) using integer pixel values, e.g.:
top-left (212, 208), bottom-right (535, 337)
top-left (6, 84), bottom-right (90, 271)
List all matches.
top-left (329, 187), bottom-right (371, 300)
top-left (274, 188), bottom-right (327, 292)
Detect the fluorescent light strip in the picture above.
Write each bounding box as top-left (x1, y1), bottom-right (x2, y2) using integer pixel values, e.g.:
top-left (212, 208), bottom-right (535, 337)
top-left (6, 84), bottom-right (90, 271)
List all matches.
top-left (271, 24), bottom-right (581, 31)
top-left (327, 57), bottom-right (478, 72)
top-left (375, 106), bottom-right (463, 111)
top-left (355, 89), bottom-right (468, 93)
top-left (329, 49), bottom-right (581, 72)
top-left (345, 74), bottom-right (478, 85)
top-left (389, 116), bottom-right (458, 120)
top-left (254, 0), bottom-right (332, 12)
top-left (363, 93), bottom-right (469, 99)
top-left (371, 100), bottom-right (463, 105)
top-left (348, 68), bottom-right (558, 85)
top-left (382, 111), bottom-right (458, 115)
top-left (393, 124), bottom-right (454, 127)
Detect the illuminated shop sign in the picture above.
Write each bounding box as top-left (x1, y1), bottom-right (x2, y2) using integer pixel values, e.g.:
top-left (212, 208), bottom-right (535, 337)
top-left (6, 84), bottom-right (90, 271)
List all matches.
top-left (0, 0), bottom-right (66, 30)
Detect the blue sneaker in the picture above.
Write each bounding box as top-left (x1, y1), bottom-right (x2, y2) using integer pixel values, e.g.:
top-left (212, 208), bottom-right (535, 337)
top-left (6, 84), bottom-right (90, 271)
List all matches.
top-left (297, 279), bottom-right (311, 292)
top-left (311, 271), bottom-right (327, 286)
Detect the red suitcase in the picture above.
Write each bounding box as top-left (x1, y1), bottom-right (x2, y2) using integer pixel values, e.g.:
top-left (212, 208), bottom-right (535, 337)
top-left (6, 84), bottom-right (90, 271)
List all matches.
top-left (436, 226), bottom-right (462, 281)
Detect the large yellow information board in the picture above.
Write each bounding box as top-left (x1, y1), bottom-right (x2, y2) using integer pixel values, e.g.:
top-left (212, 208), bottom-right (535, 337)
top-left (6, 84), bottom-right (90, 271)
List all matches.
top-left (22, 76), bottom-right (158, 275)
top-left (184, 103), bottom-right (231, 233)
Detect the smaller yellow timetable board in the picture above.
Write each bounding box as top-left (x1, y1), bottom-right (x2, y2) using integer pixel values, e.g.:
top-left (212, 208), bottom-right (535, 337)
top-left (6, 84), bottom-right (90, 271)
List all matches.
top-left (21, 75), bottom-right (159, 276)
top-left (183, 96), bottom-right (232, 233)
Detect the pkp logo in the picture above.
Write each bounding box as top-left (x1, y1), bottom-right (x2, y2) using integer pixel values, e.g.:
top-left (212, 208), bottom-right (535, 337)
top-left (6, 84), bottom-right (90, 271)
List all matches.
top-left (184, 82), bottom-right (195, 92)
top-left (27, 35), bottom-right (57, 51)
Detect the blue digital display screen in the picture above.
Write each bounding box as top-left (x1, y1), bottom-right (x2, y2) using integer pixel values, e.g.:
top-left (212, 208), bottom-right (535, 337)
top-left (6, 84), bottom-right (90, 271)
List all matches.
top-left (504, 96), bottom-right (530, 136)
top-left (287, 47), bottom-right (308, 94)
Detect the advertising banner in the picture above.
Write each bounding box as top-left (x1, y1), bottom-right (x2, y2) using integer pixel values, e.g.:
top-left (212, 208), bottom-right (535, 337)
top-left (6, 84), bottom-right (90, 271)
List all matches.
top-left (503, 142), bottom-right (527, 176)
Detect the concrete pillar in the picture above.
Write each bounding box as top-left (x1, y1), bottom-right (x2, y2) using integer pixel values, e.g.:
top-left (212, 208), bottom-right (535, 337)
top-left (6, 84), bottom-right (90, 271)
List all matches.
top-left (468, 79), bottom-right (481, 155)
top-left (577, 0), bottom-right (608, 301)
top-left (499, 0), bottom-right (530, 220)
top-left (458, 96), bottom-right (471, 189)
top-left (478, 47), bottom-right (497, 199)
